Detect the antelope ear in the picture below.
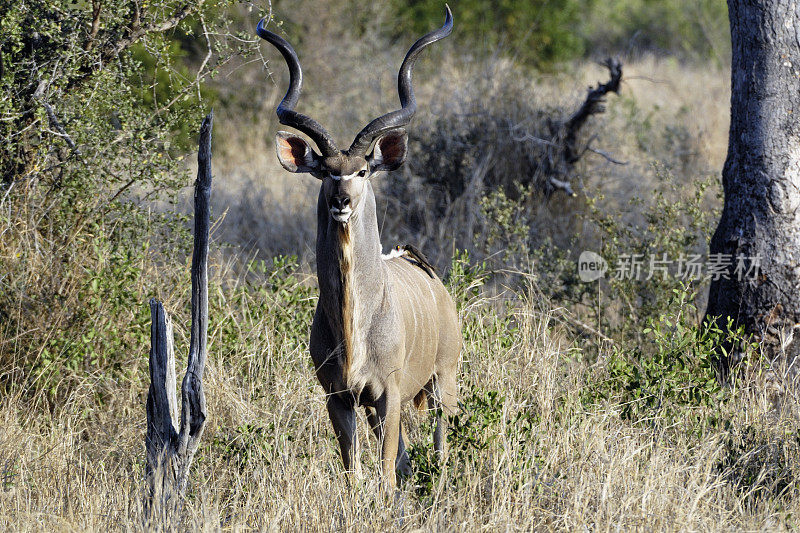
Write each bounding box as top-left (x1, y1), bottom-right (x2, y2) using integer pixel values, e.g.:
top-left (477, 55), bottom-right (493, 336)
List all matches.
top-left (275, 131), bottom-right (322, 175)
top-left (368, 131), bottom-right (408, 173)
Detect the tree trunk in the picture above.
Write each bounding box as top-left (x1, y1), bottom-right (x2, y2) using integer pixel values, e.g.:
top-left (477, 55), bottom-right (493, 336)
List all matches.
top-left (145, 111), bottom-right (212, 528)
top-left (705, 0), bottom-right (800, 385)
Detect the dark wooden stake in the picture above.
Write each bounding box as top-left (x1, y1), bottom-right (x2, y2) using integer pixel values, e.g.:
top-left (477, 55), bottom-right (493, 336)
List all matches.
top-left (145, 111), bottom-right (212, 528)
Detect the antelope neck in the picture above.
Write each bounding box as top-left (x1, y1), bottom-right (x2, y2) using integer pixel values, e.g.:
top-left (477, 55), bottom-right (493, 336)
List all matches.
top-left (316, 182), bottom-right (386, 383)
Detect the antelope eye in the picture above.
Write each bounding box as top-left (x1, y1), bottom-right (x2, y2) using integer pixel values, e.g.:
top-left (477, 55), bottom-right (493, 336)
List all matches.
top-left (358, 169), bottom-right (367, 177)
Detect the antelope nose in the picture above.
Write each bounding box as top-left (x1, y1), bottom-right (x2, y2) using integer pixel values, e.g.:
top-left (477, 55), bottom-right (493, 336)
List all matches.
top-left (331, 195), bottom-right (351, 211)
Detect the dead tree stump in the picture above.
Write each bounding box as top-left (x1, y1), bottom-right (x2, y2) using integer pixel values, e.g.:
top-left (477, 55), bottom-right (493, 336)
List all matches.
top-left (145, 111), bottom-right (213, 528)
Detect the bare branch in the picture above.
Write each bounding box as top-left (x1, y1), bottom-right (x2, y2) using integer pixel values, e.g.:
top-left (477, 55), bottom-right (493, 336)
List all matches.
top-left (586, 146), bottom-right (628, 166)
top-left (145, 112), bottom-right (213, 528)
top-left (548, 176), bottom-right (576, 197)
top-left (563, 58), bottom-right (623, 164)
top-left (41, 102), bottom-right (80, 156)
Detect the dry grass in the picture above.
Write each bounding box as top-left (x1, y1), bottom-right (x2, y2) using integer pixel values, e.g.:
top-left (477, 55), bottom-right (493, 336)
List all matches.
top-left (0, 268), bottom-right (797, 530)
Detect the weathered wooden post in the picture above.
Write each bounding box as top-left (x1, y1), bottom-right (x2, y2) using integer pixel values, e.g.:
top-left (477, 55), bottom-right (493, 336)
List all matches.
top-left (145, 111), bottom-right (212, 528)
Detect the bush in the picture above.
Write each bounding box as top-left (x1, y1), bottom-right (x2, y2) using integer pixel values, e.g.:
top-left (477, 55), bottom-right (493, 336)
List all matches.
top-left (391, 0), bottom-right (586, 68)
top-left (585, 0), bottom-right (729, 62)
top-left (0, 0), bottom-right (258, 398)
top-left (519, 168), bottom-right (719, 344)
top-left (389, 0), bottom-right (729, 67)
top-left (582, 287), bottom-right (730, 431)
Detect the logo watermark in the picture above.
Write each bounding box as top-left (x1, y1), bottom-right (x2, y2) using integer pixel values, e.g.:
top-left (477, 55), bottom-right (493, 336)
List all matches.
top-left (578, 251), bottom-right (608, 282)
top-left (577, 252), bottom-right (761, 282)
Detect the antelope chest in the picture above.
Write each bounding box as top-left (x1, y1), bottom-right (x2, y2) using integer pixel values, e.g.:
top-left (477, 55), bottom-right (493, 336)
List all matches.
top-left (312, 227), bottom-right (406, 402)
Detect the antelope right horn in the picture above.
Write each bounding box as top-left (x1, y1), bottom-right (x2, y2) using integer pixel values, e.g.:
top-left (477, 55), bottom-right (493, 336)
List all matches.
top-left (347, 4), bottom-right (453, 157)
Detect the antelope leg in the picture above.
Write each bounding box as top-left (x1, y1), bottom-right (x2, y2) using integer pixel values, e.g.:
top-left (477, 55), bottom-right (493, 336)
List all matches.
top-left (430, 374), bottom-right (457, 459)
top-left (396, 429), bottom-right (412, 477)
top-left (375, 390), bottom-right (402, 488)
top-left (367, 406), bottom-right (411, 478)
top-left (326, 395), bottom-right (357, 476)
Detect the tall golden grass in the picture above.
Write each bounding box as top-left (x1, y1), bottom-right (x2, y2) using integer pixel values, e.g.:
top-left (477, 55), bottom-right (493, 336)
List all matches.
top-left (1, 269), bottom-right (797, 530)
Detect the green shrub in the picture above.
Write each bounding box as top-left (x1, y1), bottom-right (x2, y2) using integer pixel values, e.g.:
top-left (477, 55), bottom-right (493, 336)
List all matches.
top-left (389, 0), bottom-right (729, 66)
top-left (409, 388), bottom-right (507, 497)
top-left (584, 0), bottom-right (729, 63)
top-left (212, 255), bottom-right (317, 374)
top-left (521, 168), bottom-right (719, 348)
top-left (444, 249), bottom-right (488, 311)
top-left (0, 0), bottom-right (259, 398)
top-left (29, 226), bottom-right (154, 399)
top-left (582, 287), bottom-right (727, 428)
top-left (391, 0), bottom-right (585, 68)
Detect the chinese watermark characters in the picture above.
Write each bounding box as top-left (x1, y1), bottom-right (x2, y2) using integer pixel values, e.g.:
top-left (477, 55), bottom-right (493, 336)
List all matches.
top-left (577, 252), bottom-right (761, 282)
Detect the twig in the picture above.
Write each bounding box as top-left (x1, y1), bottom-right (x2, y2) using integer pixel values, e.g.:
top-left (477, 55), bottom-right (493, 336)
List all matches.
top-left (587, 146), bottom-right (628, 166)
top-left (548, 177), bottom-right (576, 197)
top-left (195, 15), bottom-right (213, 100)
top-left (41, 102), bottom-right (80, 156)
top-left (557, 311), bottom-right (616, 346)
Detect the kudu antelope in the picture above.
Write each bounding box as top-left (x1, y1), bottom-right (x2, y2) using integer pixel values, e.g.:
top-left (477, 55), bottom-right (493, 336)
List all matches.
top-left (257, 7), bottom-right (460, 487)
